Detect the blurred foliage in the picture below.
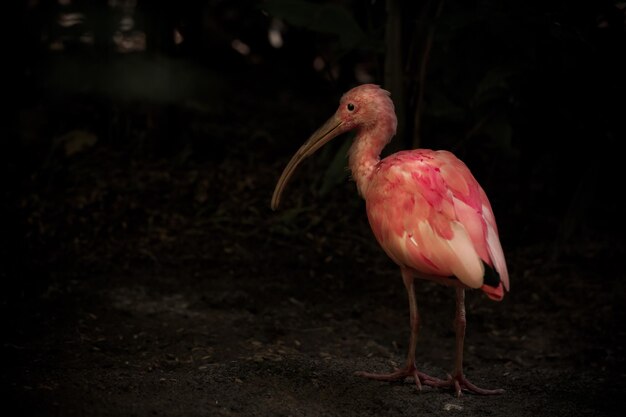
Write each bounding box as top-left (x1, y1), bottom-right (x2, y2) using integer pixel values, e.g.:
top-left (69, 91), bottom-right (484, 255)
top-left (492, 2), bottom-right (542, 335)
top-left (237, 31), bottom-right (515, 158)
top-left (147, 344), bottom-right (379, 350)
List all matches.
top-left (264, 0), bottom-right (368, 49)
top-left (317, 137), bottom-right (352, 197)
top-left (11, 0), bottom-right (625, 249)
top-left (54, 129), bottom-right (98, 157)
top-left (262, 0), bottom-right (625, 245)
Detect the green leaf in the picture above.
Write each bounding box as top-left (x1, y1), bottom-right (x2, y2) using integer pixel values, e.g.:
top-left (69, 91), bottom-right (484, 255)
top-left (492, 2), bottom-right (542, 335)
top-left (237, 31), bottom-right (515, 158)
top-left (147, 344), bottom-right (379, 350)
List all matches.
top-left (263, 0), bottom-right (366, 49)
top-left (54, 129), bottom-right (98, 157)
top-left (317, 138), bottom-right (351, 197)
top-left (473, 67), bottom-right (515, 107)
top-left (426, 88), bottom-right (466, 121)
top-left (479, 115), bottom-right (512, 149)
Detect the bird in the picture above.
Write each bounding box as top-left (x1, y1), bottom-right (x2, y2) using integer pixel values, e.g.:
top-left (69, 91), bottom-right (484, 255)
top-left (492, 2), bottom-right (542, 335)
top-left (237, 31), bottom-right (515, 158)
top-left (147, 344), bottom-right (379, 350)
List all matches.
top-left (271, 84), bottom-right (509, 397)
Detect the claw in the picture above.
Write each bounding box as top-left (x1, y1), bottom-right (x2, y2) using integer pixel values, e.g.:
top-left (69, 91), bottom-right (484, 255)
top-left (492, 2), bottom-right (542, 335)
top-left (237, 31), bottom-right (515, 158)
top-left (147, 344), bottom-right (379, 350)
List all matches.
top-left (356, 366), bottom-right (503, 396)
top-left (355, 365), bottom-right (444, 391)
top-left (429, 373), bottom-right (504, 396)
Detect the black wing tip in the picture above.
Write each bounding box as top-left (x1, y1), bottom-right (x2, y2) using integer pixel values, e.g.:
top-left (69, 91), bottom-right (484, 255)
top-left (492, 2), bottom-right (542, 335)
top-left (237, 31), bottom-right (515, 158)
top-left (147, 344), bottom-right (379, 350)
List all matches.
top-left (482, 262), bottom-right (501, 288)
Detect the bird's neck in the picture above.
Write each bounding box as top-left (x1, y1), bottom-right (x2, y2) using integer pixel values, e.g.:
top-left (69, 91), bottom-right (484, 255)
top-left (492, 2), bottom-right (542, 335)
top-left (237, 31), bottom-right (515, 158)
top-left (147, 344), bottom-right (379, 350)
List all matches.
top-left (348, 116), bottom-right (396, 197)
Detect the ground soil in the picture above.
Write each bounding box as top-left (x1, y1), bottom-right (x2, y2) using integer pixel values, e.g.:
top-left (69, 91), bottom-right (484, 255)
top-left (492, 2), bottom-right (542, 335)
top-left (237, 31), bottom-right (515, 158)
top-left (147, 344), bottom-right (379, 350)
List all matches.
top-left (4, 63), bottom-right (625, 417)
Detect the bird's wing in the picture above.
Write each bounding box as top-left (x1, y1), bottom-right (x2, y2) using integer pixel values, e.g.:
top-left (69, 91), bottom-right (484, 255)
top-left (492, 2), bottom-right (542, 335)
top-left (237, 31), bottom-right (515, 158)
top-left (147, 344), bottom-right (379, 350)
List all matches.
top-left (436, 150), bottom-right (510, 295)
top-left (366, 150), bottom-right (509, 298)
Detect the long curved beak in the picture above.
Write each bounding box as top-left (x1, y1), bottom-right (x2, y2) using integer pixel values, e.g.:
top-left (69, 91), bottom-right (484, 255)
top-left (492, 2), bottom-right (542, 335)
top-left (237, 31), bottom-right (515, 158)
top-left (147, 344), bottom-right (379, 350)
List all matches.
top-left (271, 116), bottom-right (344, 210)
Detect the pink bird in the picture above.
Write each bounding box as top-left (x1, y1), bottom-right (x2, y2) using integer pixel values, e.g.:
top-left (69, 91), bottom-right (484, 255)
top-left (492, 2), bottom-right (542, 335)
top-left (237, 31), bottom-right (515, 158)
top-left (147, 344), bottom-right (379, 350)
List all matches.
top-left (271, 84), bottom-right (509, 397)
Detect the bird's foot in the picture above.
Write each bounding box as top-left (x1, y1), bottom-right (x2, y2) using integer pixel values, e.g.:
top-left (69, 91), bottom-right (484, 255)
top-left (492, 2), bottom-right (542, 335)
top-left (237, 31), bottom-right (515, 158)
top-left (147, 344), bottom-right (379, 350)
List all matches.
top-left (428, 372), bottom-right (504, 397)
top-left (355, 365), bottom-right (443, 391)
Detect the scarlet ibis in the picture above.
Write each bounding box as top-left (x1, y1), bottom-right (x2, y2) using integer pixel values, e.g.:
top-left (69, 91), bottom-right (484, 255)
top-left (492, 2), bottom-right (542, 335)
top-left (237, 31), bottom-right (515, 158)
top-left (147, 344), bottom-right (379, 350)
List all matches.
top-left (271, 84), bottom-right (509, 397)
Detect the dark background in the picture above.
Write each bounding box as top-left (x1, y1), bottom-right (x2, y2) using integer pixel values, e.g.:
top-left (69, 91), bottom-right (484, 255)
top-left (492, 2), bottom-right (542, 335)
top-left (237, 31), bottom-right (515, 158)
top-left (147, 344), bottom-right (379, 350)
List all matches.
top-left (3, 0), bottom-right (625, 416)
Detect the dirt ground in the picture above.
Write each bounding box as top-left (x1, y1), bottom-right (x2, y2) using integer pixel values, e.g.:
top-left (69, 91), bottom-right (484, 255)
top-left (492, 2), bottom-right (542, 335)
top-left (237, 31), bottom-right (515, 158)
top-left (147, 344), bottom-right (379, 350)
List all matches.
top-left (4, 61), bottom-right (626, 417)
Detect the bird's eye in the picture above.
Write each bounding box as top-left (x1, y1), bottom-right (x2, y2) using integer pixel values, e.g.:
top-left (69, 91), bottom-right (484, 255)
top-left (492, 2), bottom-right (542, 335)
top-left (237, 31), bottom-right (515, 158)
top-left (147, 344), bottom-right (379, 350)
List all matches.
top-left (347, 103), bottom-right (355, 111)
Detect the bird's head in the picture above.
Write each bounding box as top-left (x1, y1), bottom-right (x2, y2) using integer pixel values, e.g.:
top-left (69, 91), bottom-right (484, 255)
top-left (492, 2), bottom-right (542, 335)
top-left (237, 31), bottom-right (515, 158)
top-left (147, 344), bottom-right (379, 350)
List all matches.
top-left (336, 84), bottom-right (396, 132)
top-left (271, 84), bottom-right (396, 210)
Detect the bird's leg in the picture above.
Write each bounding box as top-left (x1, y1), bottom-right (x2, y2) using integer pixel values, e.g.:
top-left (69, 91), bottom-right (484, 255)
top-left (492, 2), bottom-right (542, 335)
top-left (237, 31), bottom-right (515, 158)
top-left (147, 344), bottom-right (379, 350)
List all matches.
top-left (355, 269), bottom-right (442, 390)
top-left (429, 288), bottom-right (505, 397)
